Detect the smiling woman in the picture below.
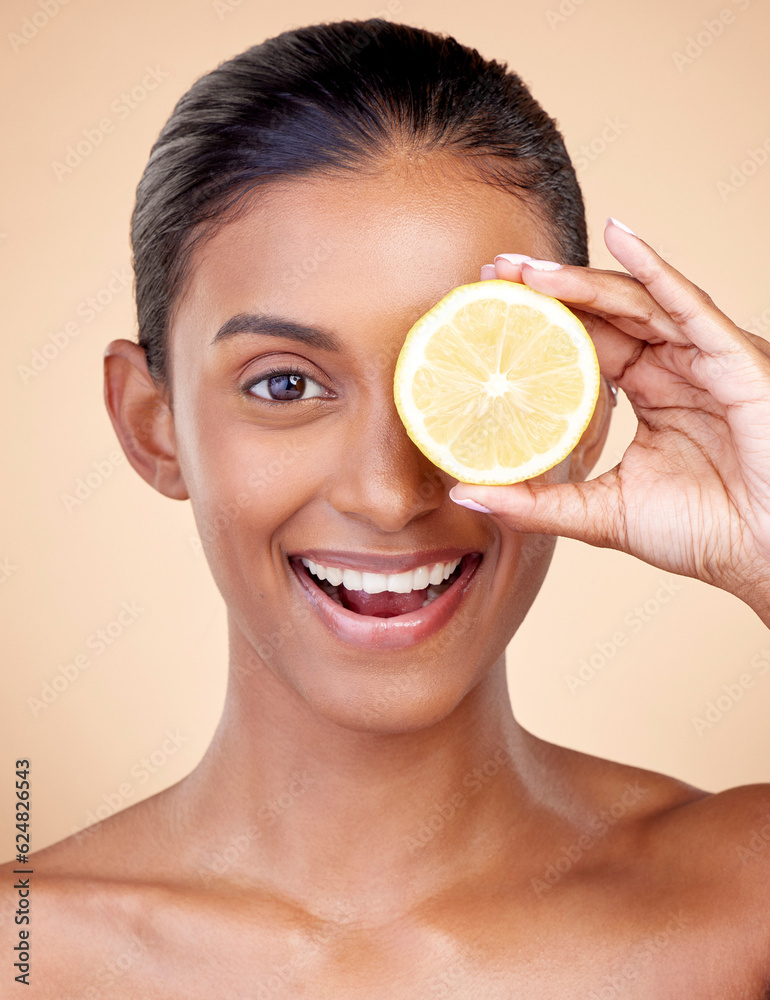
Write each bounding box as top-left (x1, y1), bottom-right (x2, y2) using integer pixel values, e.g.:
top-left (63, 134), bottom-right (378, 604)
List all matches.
top-left (7, 16), bottom-right (770, 998)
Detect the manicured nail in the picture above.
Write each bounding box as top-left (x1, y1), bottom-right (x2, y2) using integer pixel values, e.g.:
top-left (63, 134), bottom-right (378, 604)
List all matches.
top-left (607, 217), bottom-right (637, 236)
top-left (522, 258), bottom-right (562, 271)
top-left (494, 253), bottom-right (533, 265)
top-left (479, 264), bottom-right (497, 280)
top-left (449, 488), bottom-right (492, 513)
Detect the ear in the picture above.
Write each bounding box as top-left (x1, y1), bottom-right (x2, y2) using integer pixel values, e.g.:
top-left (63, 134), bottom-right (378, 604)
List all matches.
top-left (103, 340), bottom-right (189, 500)
top-left (567, 377), bottom-right (614, 483)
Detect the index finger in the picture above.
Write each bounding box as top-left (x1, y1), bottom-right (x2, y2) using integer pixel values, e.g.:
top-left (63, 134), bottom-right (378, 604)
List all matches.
top-left (494, 254), bottom-right (689, 346)
top-left (489, 257), bottom-right (654, 382)
top-left (512, 220), bottom-right (753, 362)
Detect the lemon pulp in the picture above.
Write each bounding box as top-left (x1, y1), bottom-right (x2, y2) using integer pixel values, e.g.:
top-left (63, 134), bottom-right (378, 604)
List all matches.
top-left (393, 280), bottom-right (600, 486)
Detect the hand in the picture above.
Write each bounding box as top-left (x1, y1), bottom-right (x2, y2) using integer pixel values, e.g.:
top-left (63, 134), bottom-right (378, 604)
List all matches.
top-left (449, 217), bottom-right (770, 621)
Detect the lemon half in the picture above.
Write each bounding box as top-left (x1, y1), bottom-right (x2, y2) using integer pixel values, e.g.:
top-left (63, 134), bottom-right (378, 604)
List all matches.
top-left (393, 280), bottom-right (601, 486)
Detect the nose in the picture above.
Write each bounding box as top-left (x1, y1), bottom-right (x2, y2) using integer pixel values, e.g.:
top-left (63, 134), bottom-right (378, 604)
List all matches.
top-left (326, 394), bottom-right (448, 532)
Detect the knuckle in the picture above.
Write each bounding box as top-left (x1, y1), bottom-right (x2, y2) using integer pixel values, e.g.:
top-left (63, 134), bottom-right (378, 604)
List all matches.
top-left (666, 290), bottom-right (708, 326)
top-left (694, 284), bottom-right (715, 308)
top-left (634, 302), bottom-right (656, 328)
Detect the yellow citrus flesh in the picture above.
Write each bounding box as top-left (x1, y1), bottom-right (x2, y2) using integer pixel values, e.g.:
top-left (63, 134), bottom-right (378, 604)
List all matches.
top-left (393, 280), bottom-right (601, 485)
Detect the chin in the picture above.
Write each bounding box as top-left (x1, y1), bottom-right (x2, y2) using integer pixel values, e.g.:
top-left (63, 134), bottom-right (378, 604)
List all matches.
top-left (278, 645), bottom-right (494, 736)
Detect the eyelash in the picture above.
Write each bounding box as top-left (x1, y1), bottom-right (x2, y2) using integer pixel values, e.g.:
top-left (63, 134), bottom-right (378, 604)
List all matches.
top-left (241, 363), bottom-right (328, 403)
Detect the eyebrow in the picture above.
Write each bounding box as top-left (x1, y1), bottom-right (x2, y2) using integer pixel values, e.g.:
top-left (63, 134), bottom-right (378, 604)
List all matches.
top-left (210, 312), bottom-right (342, 351)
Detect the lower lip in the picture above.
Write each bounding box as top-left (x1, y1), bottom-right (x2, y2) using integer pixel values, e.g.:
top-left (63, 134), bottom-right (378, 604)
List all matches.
top-left (289, 553), bottom-right (483, 651)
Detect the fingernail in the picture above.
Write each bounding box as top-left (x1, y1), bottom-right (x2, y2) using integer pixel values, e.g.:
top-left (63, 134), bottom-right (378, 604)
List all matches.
top-left (607, 217), bottom-right (638, 236)
top-left (494, 253), bottom-right (533, 265)
top-left (449, 488), bottom-right (492, 513)
top-left (479, 264), bottom-right (498, 280)
top-left (522, 259), bottom-right (562, 271)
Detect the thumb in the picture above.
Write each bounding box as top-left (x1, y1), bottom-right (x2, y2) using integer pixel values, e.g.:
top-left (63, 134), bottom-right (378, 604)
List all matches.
top-left (448, 474), bottom-right (622, 547)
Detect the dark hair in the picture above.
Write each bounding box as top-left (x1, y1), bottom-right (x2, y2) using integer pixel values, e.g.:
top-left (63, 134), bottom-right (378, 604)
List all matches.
top-left (131, 17), bottom-right (588, 389)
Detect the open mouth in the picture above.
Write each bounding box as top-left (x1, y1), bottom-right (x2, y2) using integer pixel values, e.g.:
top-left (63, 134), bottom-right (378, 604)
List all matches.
top-left (292, 554), bottom-right (473, 619)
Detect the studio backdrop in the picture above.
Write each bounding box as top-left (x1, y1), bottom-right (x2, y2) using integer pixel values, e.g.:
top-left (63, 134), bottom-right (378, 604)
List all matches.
top-left (2, 0), bottom-right (769, 856)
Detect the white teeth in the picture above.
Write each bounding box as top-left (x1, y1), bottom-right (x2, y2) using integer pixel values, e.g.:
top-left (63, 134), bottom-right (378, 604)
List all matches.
top-left (361, 571), bottom-right (388, 594)
top-left (342, 568), bottom-right (363, 590)
top-left (300, 556), bottom-right (463, 595)
top-left (387, 570), bottom-right (417, 594)
top-left (303, 558), bottom-right (326, 581)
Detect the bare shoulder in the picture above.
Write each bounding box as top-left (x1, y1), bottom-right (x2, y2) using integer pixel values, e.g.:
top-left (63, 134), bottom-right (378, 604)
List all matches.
top-left (549, 738), bottom-right (770, 896)
top-left (653, 778), bottom-right (770, 978)
top-left (544, 745), bottom-right (770, 986)
top-left (647, 778), bottom-right (770, 889)
top-left (553, 736), bottom-right (770, 855)
top-left (0, 788), bottom-right (194, 997)
top-left (0, 841), bottom-right (146, 998)
top-left (577, 744), bottom-right (770, 893)
top-left (16, 797), bottom-right (155, 882)
top-left (629, 768), bottom-right (770, 978)
top-left (0, 789), bottom-right (303, 997)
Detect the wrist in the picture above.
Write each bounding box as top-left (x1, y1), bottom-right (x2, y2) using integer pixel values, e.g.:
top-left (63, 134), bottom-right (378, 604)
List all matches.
top-left (730, 574), bottom-right (770, 628)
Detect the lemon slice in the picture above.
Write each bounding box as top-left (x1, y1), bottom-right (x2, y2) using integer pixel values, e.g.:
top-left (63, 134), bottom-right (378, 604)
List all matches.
top-left (393, 280), bottom-right (600, 485)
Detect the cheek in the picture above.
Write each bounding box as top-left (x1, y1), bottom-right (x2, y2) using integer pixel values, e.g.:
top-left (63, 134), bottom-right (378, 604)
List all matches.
top-left (181, 416), bottom-right (313, 563)
top-left (516, 532), bottom-right (557, 581)
top-left (498, 523), bottom-right (556, 580)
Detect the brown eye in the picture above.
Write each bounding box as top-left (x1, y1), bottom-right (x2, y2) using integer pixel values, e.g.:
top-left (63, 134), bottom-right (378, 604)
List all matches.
top-left (247, 370), bottom-right (326, 402)
top-left (268, 373), bottom-right (305, 400)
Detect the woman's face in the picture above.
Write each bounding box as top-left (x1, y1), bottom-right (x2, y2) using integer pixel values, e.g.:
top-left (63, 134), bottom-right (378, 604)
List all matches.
top-left (165, 156), bottom-right (586, 731)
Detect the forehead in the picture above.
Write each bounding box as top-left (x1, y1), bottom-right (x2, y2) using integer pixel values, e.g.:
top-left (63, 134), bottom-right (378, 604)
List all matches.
top-left (170, 156), bottom-right (557, 362)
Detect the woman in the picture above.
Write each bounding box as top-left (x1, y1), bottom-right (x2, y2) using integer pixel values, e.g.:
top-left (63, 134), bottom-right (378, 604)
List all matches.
top-left (10, 16), bottom-right (770, 997)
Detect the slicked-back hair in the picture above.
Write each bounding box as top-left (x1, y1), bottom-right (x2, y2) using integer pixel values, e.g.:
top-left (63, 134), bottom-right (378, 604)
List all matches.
top-left (131, 17), bottom-right (588, 389)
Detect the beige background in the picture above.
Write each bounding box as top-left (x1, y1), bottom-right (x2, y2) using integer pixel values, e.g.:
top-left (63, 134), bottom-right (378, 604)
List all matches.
top-left (2, 0), bottom-right (769, 858)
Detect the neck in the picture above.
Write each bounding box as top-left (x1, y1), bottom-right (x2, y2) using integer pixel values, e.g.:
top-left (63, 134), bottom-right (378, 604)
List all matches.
top-left (175, 620), bottom-right (554, 922)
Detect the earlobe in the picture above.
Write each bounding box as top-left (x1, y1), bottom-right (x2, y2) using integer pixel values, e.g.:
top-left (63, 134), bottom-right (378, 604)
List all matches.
top-left (568, 378), bottom-right (614, 483)
top-left (103, 340), bottom-right (189, 500)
